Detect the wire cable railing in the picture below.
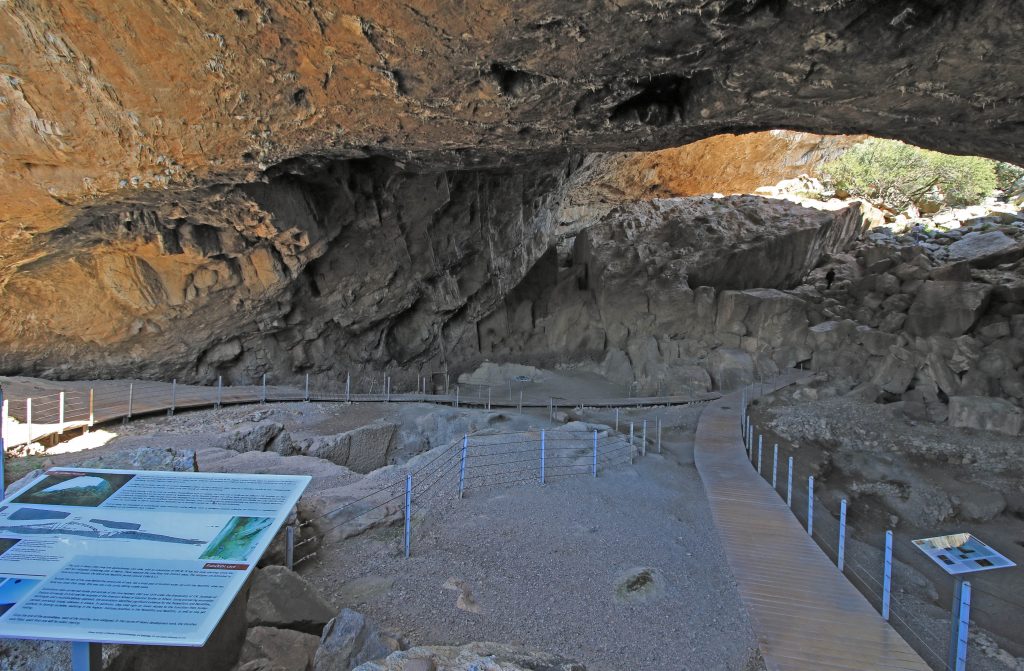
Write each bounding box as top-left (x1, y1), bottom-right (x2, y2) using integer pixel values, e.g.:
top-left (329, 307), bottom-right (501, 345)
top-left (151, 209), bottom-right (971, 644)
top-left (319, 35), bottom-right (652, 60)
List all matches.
top-left (740, 391), bottom-right (1013, 671)
top-left (0, 373), bottom-right (714, 450)
top-left (285, 427), bottom-right (641, 567)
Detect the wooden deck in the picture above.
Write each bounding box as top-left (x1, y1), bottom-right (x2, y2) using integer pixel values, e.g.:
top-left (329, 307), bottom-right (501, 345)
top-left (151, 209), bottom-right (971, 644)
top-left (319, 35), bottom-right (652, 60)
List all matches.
top-left (694, 374), bottom-right (932, 671)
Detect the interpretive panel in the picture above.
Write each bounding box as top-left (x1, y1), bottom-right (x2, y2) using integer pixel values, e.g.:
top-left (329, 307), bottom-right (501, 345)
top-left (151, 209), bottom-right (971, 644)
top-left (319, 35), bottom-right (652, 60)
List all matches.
top-left (912, 532), bottom-right (1017, 575)
top-left (0, 468), bottom-right (309, 645)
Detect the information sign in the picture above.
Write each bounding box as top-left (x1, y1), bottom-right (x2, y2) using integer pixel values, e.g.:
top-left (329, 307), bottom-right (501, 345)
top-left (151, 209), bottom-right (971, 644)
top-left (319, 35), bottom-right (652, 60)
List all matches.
top-left (912, 532), bottom-right (1016, 575)
top-left (0, 467), bottom-right (309, 646)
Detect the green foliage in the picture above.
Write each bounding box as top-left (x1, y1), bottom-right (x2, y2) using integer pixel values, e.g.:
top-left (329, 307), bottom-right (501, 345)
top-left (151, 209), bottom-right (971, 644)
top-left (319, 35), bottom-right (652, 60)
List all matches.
top-left (822, 138), bottom-right (997, 209)
top-left (994, 161), bottom-right (1024, 193)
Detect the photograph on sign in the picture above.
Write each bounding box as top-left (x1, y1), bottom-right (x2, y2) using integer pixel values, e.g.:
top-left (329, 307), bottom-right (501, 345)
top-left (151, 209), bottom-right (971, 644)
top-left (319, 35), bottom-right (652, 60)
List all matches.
top-left (912, 533), bottom-right (1017, 575)
top-left (0, 467), bottom-right (310, 647)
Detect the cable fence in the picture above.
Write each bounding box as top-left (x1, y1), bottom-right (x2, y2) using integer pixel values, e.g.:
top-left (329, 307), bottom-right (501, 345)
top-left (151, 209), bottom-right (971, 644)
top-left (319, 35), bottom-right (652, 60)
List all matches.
top-left (285, 427), bottom-right (642, 568)
top-left (1, 371), bottom-right (710, 451)
top-left (739, 387), bottom-right (995, 671)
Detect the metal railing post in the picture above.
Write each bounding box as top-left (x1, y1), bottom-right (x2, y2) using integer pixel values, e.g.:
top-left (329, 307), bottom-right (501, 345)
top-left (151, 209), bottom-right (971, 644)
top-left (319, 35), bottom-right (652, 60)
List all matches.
top-left (787, 456), bottom-right (794, 507)
top-left (125, 384), bottom-right (133, 424)
top-left (838, 499), bottom-right (847, 572)
top-left (286, 526), bottom-right (295, 570)
top-left (459, 435), bottom-right (468, 498)
top-left (642, 419), bottom-right (647, 457)
top-left (88, 389), bottom-right (94, 429)
top-left (261, 374), bottom-right (267, 404)
top-left (404, 474), bottom-right (412, 558)
top-left (622, 422), bottom-right (630, 465)
top-left (58, 391), bottom-right (66, 434)
top-left (0, 389), bottom-right (5, 497)
top-left (455, 385), bottom-right (459, 408)
top-left (657, 419), bottom-right (662, 454)
top-left (27, 397), bottom-right (33, 443)
top-left (487, 387), bottom-right (491, 410)
top-left (216, 375), bottom-right (223, 409)
top-left (807, 475), bottom-right (814, 536)
top-left (518, 390), bottom-right (523, 414)
top-left (757, 440), bottom-right (763, 475)
top-left (304, 374), bottom-right (310, 402)
top-left (593, 430), bottom-right (598, 477)
top-left (615, 408), bottom-right (619, 432)
top-left (540, 430), bottom-right (546, 484)
top-left (346, 372), bottom-right (351, 401)
top-left (772, 444), bottom-right (778, 489)
top-left (548, 398), bottom-right (553, 422)
top-left (882, 530), bottom-right (893, 620)
top-left (168, 380), bottom-right (176, 417)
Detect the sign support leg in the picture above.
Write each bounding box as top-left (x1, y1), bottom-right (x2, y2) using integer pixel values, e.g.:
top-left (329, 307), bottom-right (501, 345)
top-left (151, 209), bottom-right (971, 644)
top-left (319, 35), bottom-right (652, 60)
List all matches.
top-left (71, 642), bottom-right (101, 671)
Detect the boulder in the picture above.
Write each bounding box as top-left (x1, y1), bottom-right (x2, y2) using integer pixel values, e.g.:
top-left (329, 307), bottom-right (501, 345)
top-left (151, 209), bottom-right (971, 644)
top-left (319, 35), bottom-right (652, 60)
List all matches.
top-left (948, 396), bottom-right (1024, 436)
top-left (314, 609), bottom-right (403, 671)
top-left (239, 627), bottom-right (321, 671)
top-left (706, 348), bottom-right (753, 391)
top-left (246, 566), bottom-right (336, 634)
top-left (77, 446), bottom-right (198, 472)
top-left (947, 231), bottom-right (1024, 268)
top-left (870, 347), bottom-right (917, 395)
top-left (221, 422), bottom-right (286, 453)
top-left (352, 643), bottom-right (586, 671)
top-left (345, 423), bottom-right (399, 474)
top-left (904, 281), bottom-right (992, 337)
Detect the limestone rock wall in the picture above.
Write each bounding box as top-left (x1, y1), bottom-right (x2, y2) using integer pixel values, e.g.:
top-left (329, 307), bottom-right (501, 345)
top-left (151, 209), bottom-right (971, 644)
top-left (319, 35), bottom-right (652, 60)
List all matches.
top-left (0, 157), bottom-right (576, 384)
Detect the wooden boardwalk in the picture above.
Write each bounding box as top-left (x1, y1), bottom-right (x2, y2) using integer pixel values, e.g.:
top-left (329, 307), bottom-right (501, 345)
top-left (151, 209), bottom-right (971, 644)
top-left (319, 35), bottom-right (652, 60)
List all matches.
top-left (0, 377), bottom-right (718, 449)
top-left (694, 374), bottom-right (932, 671)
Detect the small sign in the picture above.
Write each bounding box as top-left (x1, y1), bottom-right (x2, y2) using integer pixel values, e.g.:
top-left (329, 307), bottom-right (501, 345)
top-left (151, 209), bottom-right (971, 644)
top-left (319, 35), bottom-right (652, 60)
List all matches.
top-left (912, 533), bottom-right (1016, 575)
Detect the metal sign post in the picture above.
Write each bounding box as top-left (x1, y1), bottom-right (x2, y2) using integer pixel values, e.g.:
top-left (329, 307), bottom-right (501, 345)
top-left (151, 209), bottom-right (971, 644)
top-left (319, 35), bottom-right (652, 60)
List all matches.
top-left (913, 533), bottom-right (1017, 671)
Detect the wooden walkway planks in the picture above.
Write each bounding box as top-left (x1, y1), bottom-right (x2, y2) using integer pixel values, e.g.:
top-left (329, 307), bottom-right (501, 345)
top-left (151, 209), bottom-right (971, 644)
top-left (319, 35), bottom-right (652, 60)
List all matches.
top-left (693, 374), bottom-right (932, 671)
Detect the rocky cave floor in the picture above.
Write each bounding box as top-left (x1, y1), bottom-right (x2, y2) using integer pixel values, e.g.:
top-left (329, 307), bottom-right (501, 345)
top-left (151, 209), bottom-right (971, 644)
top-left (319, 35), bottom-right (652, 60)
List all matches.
top-left (2, 368), bottom-right (1023, 670)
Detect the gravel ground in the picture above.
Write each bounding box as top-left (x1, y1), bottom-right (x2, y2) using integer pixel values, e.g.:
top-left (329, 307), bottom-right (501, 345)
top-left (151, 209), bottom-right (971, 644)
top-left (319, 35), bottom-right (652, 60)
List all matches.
top-left (302, 405), bottom-right (764, 671)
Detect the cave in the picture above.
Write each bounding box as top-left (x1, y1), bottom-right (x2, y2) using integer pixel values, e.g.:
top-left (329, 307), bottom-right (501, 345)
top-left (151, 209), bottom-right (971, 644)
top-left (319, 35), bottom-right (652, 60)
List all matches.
top-left (1, 3), bottom-right (1023, 671)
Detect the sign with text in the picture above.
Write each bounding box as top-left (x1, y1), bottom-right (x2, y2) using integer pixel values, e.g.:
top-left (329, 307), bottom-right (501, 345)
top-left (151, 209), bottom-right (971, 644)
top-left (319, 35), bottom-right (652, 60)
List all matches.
top-left (0, 468), bottom-right (309, 646)
top-left (912, 533), bottom-right (1016, 576)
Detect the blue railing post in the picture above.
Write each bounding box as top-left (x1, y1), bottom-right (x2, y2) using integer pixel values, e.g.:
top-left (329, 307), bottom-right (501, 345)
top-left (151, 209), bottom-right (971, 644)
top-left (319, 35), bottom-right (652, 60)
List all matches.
top-left (772, 444), bottom-right (778, 489)
top-left (540, 430), bottom-right (546, 483)
top-left (459, 435), bottom-right (468, 498)
top-left (0, 387), bottom-right (5, 499)
top-left (404, 474), bottom-right (412, 558)
top-left (838, 499), bottom-right (847, 572)
top-left (954, 580), bottom-right (971, 671)
top-left (593, 430), bottom-right (598, 477)
top-left (787, 456), bottom-right (794, 507)
top-left (807, 475), bottom-right (814, 536)
top-left (882, 530), bottom-right (893, 620)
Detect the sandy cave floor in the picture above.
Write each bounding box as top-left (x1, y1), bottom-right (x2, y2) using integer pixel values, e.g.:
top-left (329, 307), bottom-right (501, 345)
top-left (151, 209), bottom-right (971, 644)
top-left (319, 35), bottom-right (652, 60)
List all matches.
top-left (300, 403), bottom-right (764, 671)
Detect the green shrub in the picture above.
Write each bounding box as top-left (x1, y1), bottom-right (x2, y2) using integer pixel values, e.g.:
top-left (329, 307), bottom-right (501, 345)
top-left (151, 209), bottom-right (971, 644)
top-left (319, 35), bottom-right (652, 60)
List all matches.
top-left (822, 138), bottom-right (997, 209)
top-left (995, 161), bottom-right (1024, 193)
